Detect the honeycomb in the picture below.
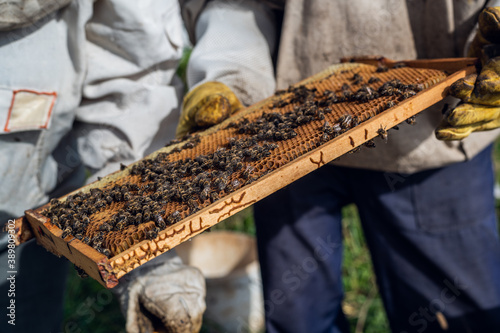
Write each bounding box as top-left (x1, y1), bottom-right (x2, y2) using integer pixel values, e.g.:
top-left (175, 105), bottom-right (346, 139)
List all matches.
top-left (41, 63), bottom-right (448, 258)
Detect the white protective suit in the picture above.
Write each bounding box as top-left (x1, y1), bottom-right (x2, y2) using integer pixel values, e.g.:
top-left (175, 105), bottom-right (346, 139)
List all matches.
top-left (0, 1), bottom-right (205, 333)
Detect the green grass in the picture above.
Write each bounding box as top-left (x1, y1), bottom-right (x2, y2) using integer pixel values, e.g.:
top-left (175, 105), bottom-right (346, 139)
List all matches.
top-left (62, 267), bottom-right (125, 333)
top-left (342, 205), bottom-right (389, 333)
top-left (176, 47), bottom-right (192, 89)
top-left (211, 206), bottom-right (256, 235)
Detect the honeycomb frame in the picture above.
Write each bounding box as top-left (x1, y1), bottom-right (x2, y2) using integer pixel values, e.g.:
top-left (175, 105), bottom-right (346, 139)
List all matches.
top-left (22, 58), bottom-right (476, 288)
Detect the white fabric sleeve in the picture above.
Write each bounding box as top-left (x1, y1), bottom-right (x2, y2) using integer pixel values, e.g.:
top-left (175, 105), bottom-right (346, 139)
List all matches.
top-left (487, 0), bottom-right (500, 7)
top-left (74, 0), bottom-right (185, 179)
top-left (187, 0), bottom-right (278, 106)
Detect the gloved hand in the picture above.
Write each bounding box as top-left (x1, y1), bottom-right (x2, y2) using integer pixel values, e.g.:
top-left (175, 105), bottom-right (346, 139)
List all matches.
top-left (114, 251), bottom-right (206, 333)
top-left (436, 7), bottom-right (500, 140)
top-left (176, 81), bottom-right (243, 138)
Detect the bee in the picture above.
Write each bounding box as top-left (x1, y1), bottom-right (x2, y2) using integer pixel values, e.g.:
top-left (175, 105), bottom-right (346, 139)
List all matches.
top-left (410, 84), bottom-right (424, 92)
top-left (342, 90), bottom-right (352, 100)
top-left (355, 86), bottom-right (377, 102)
top-left (339, 115), bottom-right (353, 130)
top-left (194, 156), bottom-right (208, 168)
top-left (274, 131), bottom-right (285, 141)
top-left (146, 227), bottom-right (160, 240)
top-left (377, 125), bottom-right (388, 143)
top-left (322, 121), bottom-right (333, 134)
top-left (332, 123), bottom-right (342, 135)
top-left (124, 191), bottom-right (136, 202)
top-left (95, 199), bottom-right (106, 209)
top-left (132, 213), bottom-right (142, 225)
top-left (61, 227), bottom-right (73, 239)
top-left (102, 248), bottom-right (111, 257)
top-left (364, 139), bottom-right (376, 148)
top-left (352, 116), bottom-right (360, 127)
top-left (376, 65), bottom-right (389, 72)
top-left (389, 79), bottom-right (403, 88)
top-left (386, 101), bottom-right (396, 109)
top-left (50, 198), bottom-right (61, 207)
top-left (59, 214), bottom-right (68, 224)
top-left (166, 211), bottom-right (181, 225)
top-left (398, 90), bottom-right (416, 101)
top-left (351, 73), bottom-right (363, 85)
top-left (214, 174), bottom-right (229, 191)
top-left (200, 186), bottom-right (210, 201)
top-left (75, 233), bottom-right (83, 240)
top-left (51, 216), bottom-right (59, 225)
top-left (379, 85), bottom-right (396, 96)
top-left (406, 116), bottom-right (416, 125)
top-left (210, 192), bottom-right (219, 203)
top-left (155, 214), bottom-right (167, 229)
top-left (241, 165), bottom-right (254, 180)
top-left (128, 184), bottom-right (140, 192)
top-left (75, 266), bottom-right (89, 278)
top-left (349, 146), bottom-right (361, 154)
top-left (115, 221), bottom-right (127, 231)
top-left (105, 195), bottom-right (114, 204)
top-left (99, 223), bottom-right (112, 231)
top-left (111, 190), bottom-right (122, 201)
top-left (127, 202), bottom-right (141, 214)
top-left (73, 220), bottom-right (82, 230)
top-left (368, 77), bottom-right (381, 84)
top-left (228, 179), bottom-right (241, 191)
top-left (180, 190), bottom-right (191, 203)
top-left (120, 163), bottom-right (127, 170)
top-left (188, 199), bottom-right (199, 213)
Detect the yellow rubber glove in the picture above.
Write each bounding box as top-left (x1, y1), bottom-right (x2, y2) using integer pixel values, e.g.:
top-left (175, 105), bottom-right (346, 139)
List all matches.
top-left (436, 7), bottom-right (500, 140)
top-left (176, 81), bottom-right (243, 138)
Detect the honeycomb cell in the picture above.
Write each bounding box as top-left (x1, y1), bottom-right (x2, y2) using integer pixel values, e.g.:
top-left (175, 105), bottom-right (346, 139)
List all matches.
top-left (40, 63), bottom-right (448, 257)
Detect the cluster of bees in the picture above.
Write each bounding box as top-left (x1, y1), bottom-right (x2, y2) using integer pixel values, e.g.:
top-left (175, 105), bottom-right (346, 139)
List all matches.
top-left (322, 77), bottom-right (423, 105)
top-left (271, 73), bottom-right (420, 149)
top-left (42, 66), bottom-right (422, 257)
top-left (43, 186), bottom-right (143, 256)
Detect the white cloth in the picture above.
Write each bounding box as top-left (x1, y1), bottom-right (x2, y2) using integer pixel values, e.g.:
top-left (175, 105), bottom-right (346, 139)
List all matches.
top-left (0, 0), bottom-right (72, 31)
top-left (186, 0), bottom-right (277, 106)
top-left (0, 0), bottom-right (183, 220)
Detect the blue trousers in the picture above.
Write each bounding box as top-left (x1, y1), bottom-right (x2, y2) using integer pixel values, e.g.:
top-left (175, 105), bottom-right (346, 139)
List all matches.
top-left (0, 239), bottom-right (68, 333)
top-left (254, 145), bottom-right (500, 333)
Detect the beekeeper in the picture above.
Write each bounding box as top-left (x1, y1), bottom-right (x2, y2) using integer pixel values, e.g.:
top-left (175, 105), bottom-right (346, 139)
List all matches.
top-left (0, 1), bottom-right (205, 333)
top-left (179, 0), bottom-right (500, 332)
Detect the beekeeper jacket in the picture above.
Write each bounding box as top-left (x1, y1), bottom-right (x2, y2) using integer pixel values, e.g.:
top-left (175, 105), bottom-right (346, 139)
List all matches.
top-left (181, 0), bottom-right (500, 174)
top-left (0, 0), bottom-right (184, 223)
